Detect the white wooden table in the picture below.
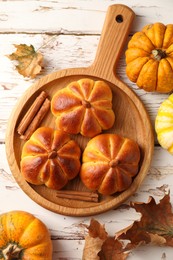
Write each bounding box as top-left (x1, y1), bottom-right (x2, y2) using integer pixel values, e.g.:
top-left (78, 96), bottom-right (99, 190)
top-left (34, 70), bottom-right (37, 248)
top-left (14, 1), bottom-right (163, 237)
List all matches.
top-left (1, 1), bottom-right (173, 259)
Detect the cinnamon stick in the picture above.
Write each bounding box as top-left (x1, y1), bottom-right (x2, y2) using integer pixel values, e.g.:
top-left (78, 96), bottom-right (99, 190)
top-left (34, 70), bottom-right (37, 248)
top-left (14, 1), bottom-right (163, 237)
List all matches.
top-left (20, 98), bottom-right (50, 140)
top-left (17, 91), bottom-right (48, 135)
top-left (56, 190), bottom-right (99, 202)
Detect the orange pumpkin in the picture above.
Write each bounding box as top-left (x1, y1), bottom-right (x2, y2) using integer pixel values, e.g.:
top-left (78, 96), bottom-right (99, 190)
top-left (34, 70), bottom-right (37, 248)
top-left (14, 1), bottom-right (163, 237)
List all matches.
top-left (126, 23), bottom-right (173, 93)
top-left (0, 210), bottom-right (52, 260)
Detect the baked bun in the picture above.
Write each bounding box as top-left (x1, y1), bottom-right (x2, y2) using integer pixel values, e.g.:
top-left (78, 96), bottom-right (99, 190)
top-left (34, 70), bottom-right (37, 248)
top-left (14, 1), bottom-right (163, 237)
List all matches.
top-left (80, 134), bottom-right (140, 195)
top-left (20, 127), bottom-right (81, 190)
top-left (51, 78), bottom-right (115, 137)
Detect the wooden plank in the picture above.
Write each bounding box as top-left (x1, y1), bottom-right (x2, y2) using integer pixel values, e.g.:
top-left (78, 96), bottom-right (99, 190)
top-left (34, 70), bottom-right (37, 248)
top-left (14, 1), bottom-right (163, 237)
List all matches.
top-left (0, 33), bottom-right (169, 142)
top-left (0, 0), bottom-right (172, 34)
top-left (52, 240), bottom-right (173, 259)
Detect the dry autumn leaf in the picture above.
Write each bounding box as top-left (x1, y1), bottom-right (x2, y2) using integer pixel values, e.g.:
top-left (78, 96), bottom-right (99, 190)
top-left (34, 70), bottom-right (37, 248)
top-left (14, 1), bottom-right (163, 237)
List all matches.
top-left (83, 219), bottom-right (108, 260)
top-left (116, 193), bottom-right (173, 249)
top-left (98, 237), bottom-right (129, 260)
top-left (7, 44), bottom-right (43, 78)
top-left (83, 219), bottom-right (129, 260)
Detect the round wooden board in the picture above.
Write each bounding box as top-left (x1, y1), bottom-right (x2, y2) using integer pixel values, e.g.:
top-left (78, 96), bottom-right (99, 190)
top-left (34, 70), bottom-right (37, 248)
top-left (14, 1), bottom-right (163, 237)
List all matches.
top-left (5, 5), bottom-right (154, 216)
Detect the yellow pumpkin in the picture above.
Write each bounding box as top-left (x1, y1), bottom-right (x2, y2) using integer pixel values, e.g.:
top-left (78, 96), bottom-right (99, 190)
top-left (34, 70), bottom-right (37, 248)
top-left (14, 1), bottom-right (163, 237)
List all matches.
top-left (0, 210), bottom-right (52, 260)
top-left (126, 23), bottom-right (173, 93)
top-left (155, 94), bottom-right (173, 154)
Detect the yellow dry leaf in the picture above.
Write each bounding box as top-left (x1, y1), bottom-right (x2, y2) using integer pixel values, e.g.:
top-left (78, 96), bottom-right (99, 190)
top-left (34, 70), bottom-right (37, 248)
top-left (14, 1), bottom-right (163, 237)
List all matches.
top-left (83, 219), bottom-right (108, 260)
top-left (83, 236), bottom-right (105, 260)
top-left (7, 44), bottom-right (43, 78)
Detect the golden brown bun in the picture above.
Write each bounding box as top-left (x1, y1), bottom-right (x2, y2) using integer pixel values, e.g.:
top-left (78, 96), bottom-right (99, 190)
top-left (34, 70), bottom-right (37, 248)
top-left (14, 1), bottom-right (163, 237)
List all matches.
top-left (20, 127), bottom-right (81, 190)
top-left (51, 78), bottom-right (115, 137)
top-left (80, 134), bottom-right (140, 195)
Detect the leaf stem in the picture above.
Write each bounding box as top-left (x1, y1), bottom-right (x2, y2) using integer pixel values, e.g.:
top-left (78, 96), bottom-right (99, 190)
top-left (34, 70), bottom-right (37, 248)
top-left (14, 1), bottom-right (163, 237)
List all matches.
top-left (36, 35), bottom-right (57, 52)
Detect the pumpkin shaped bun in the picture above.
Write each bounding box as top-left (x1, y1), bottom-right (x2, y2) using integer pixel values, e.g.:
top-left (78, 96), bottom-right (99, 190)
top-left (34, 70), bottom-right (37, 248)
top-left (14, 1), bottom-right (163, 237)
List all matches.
top-left (51, 78), bottom-right (115, 137)
top-left (80, 134), bottom-right (140, 195)
top-left (126, 23), bottom-right (173, 93)
top-left (0, 210), bottom-right (52, 260)
top-left (20, 127), bottom-right (81, 190)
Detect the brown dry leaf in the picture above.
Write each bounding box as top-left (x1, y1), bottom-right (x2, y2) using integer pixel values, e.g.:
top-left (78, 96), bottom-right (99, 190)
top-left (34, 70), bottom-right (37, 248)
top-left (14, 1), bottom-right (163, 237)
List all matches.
top-left (98, 237), bottom-right (129, 260)
top-left (7, 44), bottom-right (43, 78)
top-left (83, 219), bottom-right (129, 260)
top-left (117, 193), bottom-right (173, 249)
top-left (87, 218), bottom-right (108, 240)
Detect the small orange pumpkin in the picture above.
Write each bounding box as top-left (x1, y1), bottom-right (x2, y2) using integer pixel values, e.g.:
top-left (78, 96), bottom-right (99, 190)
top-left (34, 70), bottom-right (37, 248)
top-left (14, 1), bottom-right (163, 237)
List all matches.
top-left (0, 210), bottom-right (52, 260)
top-left (126, 23), bottom-right (173, 93)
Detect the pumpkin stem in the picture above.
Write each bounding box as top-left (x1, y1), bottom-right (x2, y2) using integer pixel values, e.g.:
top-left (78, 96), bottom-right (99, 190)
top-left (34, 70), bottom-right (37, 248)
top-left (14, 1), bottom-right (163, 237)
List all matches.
top-left (2, 243), bottom-right (23, 260)
top-left (152, 49), bottom-right (167, 61)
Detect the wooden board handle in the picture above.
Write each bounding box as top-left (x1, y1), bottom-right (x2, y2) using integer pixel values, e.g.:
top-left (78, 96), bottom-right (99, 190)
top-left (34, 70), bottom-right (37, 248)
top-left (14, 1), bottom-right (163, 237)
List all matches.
top-left (91, 4), bottom-right (135, 81)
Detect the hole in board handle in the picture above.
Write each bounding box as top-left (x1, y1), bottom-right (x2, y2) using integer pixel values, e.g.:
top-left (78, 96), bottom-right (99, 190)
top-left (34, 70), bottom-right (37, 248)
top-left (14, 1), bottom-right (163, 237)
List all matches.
top-left (115, 14), bottom-right (123, 23)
